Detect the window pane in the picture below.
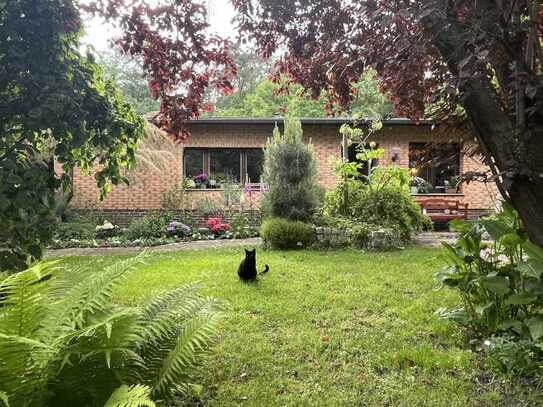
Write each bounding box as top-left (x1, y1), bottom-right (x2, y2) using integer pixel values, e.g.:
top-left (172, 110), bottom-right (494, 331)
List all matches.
top-left (409, 143), bottom-right (460, 192)
top-left (210, 149), bottom-right (241, 183)
top-left (348, 143), bottom-right (379, 178)
top-left (246, 149), bottom-right (264, 183)
top-left (184, 149), bottom-right (204, 178)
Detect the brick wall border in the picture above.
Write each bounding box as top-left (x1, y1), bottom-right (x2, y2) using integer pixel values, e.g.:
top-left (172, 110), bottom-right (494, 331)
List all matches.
top-left (68, 208), bottom-right (262, 228)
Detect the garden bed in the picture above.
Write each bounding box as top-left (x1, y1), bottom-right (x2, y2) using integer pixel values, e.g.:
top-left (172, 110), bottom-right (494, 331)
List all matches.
top-left (50, 211), bottom-right (259, 249)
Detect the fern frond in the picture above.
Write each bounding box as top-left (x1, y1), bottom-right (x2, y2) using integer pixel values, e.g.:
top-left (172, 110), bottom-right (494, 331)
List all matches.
top-left (104, 384), bottom-right (156, 407)
top-left (152, 311), bottom-right (224, 397)
top-left (0, 391), bottom-right (8, 406)
top-left (0, 261), bottom-right (60, 336)
top-left (141, 283), bottom-right (202, 320)
top-left (0, 333), bottom-right (50, 405)
top-left (40, 254), bottom-right (147, 340)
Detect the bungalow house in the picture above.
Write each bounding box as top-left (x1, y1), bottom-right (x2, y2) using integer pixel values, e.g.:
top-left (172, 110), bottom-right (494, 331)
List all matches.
top-left (70, 117), bottom-right (499, 223)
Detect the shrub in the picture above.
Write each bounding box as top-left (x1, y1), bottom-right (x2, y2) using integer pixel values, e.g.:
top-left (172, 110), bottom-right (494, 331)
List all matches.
top-left (260, 218), bottom-right (315, 249)
top-left (230, 212), bottom-right (259, 239)
top-left (165, 220), bottom-right (192, 238)
top-left (206, 217), bottom-right (231, 236)
top-left (198, 197), bottom-right (223, 215)
top-left (435, 204), bottom-right (543, 374)
top-left (262, 118), bottom-right (320, 222)
top-left (0, 256), bottom-right (223, 405)
top-left (161, 184), bottom-right (189, 210)
top-left (323, 162), bottom-right (431, 241)
top-left (53, 220), bottom-right (96, 241)
top-left (124, 212), bottom-right (172, 240)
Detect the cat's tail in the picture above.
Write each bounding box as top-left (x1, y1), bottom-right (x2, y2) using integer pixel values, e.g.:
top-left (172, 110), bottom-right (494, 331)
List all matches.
top-left (260, 265), bottom-right (269, 275)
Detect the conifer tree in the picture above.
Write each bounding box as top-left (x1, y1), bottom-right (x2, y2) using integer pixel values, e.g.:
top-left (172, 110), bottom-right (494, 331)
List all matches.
top-left (262, 118), bottom-right (319, 222)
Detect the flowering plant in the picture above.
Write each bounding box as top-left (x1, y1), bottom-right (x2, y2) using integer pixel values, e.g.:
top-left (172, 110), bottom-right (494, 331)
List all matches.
top-left (206, 217), bottom-right (230, 235)
top-left (165, 220), bottom-right (191, 237)
top-left (194, 172), bottom-right (208, 184)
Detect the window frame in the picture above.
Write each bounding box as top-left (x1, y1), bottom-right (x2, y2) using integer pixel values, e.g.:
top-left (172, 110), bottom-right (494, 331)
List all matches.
top-left (183, 147), bottom-right (264, 189)
top-left (408, 142), bottom-right (463, 195)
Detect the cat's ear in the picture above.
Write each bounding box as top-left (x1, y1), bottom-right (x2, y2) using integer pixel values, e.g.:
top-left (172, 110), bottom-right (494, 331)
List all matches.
top-left (251, 249), bottom-right (256, 253)
top-left (245, 249), bottom-right (250, 255)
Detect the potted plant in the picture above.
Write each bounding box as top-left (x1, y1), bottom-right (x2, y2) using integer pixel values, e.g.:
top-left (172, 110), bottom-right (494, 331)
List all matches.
top-left (410, 177), bottom-right (434, 194)
top-left (194, 172), bottom-right (208, 189)
top-left (445, 176), bottom-right (460, 194)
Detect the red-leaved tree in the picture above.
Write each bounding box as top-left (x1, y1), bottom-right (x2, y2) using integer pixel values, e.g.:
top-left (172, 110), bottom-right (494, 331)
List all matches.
top-left (84, 0), bottom-right (236, 139)
top-left (231, 0), bottom-right (543, 246)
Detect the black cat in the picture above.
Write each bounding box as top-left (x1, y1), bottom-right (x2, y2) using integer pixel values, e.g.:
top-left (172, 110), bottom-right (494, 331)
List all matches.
top-left (237, 249), bottom-right (269, 281)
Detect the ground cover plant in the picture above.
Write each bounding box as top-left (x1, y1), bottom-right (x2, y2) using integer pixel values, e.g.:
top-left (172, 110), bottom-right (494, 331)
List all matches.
top-left (436, 204), bottom-right (543, 375)
top-left (59, 247), bottom-right (543, 406)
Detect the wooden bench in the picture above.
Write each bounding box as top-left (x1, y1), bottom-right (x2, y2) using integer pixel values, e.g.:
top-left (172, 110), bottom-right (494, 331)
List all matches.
top-left (419, 199), bottom-right (468, 222)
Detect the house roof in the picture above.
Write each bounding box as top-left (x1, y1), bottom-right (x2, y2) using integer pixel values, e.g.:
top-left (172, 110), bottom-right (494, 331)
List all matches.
top-left (184, 117), bottom-right (435, 126)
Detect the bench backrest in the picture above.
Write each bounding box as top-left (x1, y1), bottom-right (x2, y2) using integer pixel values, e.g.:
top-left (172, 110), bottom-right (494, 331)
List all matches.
top-left (419, 199), bottom-right (468, 218)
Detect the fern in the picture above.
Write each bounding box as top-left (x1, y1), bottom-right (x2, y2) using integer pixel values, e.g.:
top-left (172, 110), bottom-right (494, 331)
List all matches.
top-left (0, 254), bottom-right (224, 406)
top-left (0, 391), bottom-right (7, 407)
top-left (104, 385), bottom-right (155, 407)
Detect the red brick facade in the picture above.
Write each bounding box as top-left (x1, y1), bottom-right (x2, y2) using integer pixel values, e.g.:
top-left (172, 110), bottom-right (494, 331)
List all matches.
top-left (71, 119), bottom-right (499, 213)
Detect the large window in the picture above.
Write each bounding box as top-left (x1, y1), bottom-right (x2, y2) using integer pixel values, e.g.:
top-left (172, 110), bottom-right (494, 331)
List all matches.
top-left (183, 148), bottom-right (264, 188)
top-left (409, 143), bottom-right (461, 194)
top-left (347, 143), bottom-right (380, 178)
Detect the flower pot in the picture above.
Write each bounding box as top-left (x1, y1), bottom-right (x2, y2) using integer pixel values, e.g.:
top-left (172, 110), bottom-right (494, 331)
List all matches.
top-left (446, 188), bottom-right (457, 194)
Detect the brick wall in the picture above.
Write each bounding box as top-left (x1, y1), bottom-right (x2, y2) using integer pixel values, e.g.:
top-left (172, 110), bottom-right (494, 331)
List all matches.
top-left (71, 121), bottom-right (500, 214)
top-left (69, 208), bottom-right (261, 228)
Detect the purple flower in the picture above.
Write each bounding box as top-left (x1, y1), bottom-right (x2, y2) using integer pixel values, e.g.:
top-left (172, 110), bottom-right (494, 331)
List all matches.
top-left (166, 221), bottom-right (191, 236)
top-left (244, 184), bottom-right (253, 198)
top-left (194, 172), bottom-right (208, 183)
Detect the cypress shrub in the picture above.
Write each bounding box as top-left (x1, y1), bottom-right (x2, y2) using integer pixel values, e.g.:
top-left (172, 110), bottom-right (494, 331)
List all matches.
top-left (262, 118), bottom-right (320, 222)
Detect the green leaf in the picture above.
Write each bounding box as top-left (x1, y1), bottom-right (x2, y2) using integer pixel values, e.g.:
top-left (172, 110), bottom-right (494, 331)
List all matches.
top-left (0, 391), bottom-right (8, 407)
top-left (474, 301), bottom-right (495, 316)
top-left (499, 233), bottom-right (524, 248)
top-left (515, 259), bottom-right (543, 279)
top-left (498, 319), bottom-right (524, 334)
top-left (480, 275), bottom-right (510, 294)
top-left (440, 242), bottom-right (464, 266)
top-left (435, 266), bottom-right (461, 287)
top-left (505, 293), bottom-right (537, 305)
top-left (482, 220), bottom-right (515, 240)
top-left (525, 316), bottom-right (543, 341)
top-left (524, 241), bottom-right (543, 262)
top-left (104, 385), bottom-right (155, 407)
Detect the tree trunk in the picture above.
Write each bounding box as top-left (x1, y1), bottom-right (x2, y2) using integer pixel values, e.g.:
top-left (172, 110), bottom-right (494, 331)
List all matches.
top-left (509, 178), bottom-right (543, 246)
top-left (422, 6), bottom-right (543, 247)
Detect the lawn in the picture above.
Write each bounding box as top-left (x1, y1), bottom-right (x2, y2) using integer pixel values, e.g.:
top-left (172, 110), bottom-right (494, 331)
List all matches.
top-left (62, 246), bottom-right (542, 406)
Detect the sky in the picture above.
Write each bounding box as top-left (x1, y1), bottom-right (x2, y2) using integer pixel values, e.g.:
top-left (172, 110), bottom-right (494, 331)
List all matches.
top-left (81, 0), bottom-right (237, 53)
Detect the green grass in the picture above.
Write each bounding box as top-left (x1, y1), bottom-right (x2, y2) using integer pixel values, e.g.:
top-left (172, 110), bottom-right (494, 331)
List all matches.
top-left (61, 247), bottom-right (543, 406)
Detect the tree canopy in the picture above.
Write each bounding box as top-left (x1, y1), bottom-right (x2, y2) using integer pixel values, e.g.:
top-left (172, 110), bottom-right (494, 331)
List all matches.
top-left (230, 0), bottom-right (543, 246)
top-left (0, 0), bottom-right (144, 270)
top-left (211, 71), bottom-right (392, 119)
top-left (98, 49), bottom-right (160, 115)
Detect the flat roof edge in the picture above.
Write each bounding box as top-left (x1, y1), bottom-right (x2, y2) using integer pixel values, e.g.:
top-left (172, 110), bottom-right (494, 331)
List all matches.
top-left (183, 117), bottom-right (436, 126)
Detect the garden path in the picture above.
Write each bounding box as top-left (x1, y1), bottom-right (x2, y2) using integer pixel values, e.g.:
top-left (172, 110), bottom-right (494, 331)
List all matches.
top-left (45, 232), bottom-right (456, 257)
